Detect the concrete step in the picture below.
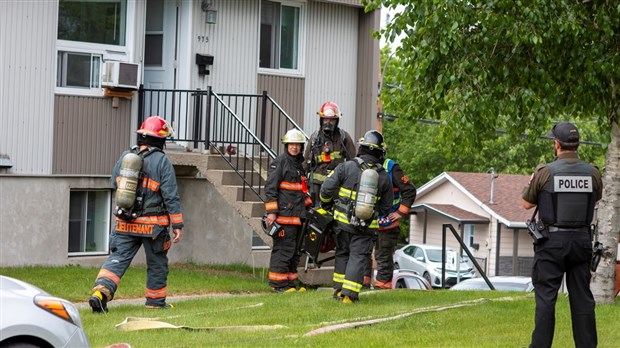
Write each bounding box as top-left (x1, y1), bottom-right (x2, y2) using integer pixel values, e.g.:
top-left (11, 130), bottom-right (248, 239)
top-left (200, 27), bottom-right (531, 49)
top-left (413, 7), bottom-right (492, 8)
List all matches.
top-left (239, 202), bottom-right (265, 219)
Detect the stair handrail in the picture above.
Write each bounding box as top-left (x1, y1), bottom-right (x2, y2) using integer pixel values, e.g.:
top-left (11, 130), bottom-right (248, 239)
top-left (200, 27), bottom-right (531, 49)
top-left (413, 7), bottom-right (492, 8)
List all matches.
top-left (263, 93), bottom-right (309, 139)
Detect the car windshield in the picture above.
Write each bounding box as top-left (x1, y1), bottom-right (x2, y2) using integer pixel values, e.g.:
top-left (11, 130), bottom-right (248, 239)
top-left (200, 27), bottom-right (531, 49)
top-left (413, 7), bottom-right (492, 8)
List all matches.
top-left (425, 249), bottom-right (443, 262)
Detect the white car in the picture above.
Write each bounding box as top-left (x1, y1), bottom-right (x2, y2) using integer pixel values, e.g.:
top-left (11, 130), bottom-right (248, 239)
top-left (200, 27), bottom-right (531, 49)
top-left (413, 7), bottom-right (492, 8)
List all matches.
top-left (393, 243), bottom-right (475, 288)
top-left (0, 275), bottom-right (91, 348)
top-left (450, 276), bottom-right (534, 292)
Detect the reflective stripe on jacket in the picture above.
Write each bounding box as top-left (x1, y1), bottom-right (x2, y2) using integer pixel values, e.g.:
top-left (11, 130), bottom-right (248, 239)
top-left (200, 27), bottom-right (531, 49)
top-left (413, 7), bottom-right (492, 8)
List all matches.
top-left (264, 152), bottom-right (310, 225)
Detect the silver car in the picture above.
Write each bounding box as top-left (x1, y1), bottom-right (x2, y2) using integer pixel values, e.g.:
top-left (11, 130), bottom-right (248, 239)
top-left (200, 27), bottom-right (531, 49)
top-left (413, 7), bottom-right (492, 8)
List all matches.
top-left (393, 243), bottom-right (475, 288)
top-left (450, 276), bottom-right (534, 292)
top-left (0, 275), bottom-right (91, 348)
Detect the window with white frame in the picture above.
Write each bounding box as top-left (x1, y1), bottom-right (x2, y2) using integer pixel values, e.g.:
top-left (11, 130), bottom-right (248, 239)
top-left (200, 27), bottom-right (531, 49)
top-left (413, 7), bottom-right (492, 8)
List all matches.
top-left (68, 190), bottom-right (111, 256)
top-left (259, 0), bottom-right (303, 74)
top-left (56, 0), bottom-right (132, 94)
top-left (464, 224), bottom-right (475, 249)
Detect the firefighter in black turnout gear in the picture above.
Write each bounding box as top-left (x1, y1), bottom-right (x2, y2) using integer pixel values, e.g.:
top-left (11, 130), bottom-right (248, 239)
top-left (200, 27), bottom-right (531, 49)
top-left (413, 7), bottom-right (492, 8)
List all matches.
top-left (264, 129), bottom-right (312, 293)
top-left (520, 122), bottom-right (602, 348)
top-left (320, 130), bottom-right (393, 303)
top-left (90, 116), bottom-right (184, 313)
top-left (373, 158), bottom-right (417, 289)
top-left (303, 101), bottom-right (356, 205)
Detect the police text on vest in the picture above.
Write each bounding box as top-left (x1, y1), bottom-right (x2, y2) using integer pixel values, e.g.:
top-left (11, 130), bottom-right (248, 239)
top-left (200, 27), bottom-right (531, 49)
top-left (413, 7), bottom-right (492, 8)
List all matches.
top-left (554, 176), bottom-right (593, 192)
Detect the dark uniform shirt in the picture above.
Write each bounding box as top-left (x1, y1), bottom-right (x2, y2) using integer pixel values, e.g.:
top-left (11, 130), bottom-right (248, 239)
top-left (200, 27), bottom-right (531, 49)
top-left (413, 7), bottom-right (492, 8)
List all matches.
top-left (303, 128), bottom-right (356, 182)
top-left (320, 154), bottom-right (393, 233)
top-left (264, 152), bottom-right (311, 225)
top-left (111, 146), bottom-right (184, 237)
top-left (522, 152), bottom-right (602, 205)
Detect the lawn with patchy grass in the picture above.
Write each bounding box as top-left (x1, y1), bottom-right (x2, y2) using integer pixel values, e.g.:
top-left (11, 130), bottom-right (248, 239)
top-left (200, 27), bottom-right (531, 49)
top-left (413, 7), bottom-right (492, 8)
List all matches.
top-left (2, 263), bottom-right (619, 347)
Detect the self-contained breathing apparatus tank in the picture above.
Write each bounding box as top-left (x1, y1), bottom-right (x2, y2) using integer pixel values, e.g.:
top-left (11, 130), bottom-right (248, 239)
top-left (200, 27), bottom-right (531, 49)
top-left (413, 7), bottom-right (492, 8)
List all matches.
top-left (115, 152), bottom-right (143, 217)
top-left (354, 167), bottom-right (379, 223)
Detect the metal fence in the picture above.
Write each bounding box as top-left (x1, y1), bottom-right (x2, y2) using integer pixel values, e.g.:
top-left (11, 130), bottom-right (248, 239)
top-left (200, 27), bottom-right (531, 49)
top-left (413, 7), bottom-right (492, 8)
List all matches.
top-left (138, 86), bottom-right (307, 201)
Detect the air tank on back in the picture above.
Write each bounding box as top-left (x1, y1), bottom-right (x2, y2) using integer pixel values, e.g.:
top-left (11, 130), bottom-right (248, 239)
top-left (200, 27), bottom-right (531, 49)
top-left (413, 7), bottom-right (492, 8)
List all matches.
top-left (355, 168), bottom-right (379, 221)
top-left (115, 152), bottom-right (142, 209)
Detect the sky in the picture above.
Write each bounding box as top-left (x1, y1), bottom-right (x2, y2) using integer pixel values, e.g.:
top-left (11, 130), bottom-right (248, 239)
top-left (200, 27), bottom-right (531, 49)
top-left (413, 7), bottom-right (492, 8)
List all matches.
top-left (379, 4), bottom-right (406, 50)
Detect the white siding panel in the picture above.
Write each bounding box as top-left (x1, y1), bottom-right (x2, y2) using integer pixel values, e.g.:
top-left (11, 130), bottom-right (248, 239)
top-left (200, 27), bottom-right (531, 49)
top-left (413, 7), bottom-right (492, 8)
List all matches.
top-left (304, 1), bottom-right (358, 138)
top-left (0, 1), bottom-right (57, 174)
top-left (190, 0), bottom-right (259, 94)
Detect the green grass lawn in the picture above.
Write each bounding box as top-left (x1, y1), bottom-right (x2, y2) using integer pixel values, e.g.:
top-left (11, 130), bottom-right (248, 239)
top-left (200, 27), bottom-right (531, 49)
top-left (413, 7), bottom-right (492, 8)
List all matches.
top-left (2, 263), bottom-right (619, 348)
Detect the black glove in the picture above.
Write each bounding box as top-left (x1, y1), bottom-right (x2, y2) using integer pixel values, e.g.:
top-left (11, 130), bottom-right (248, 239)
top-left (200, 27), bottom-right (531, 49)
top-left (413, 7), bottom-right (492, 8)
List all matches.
top-left (320, 200), bottom-right (334, 212)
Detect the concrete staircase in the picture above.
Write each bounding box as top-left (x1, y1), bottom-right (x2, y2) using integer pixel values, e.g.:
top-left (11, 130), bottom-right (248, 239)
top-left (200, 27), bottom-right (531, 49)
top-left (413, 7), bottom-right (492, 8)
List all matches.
top-left (166, 148), bottom-right (334, 285)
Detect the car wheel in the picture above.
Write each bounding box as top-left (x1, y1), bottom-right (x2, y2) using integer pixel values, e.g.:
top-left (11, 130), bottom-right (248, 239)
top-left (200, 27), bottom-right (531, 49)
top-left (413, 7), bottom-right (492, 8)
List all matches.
top-left (396, 279), bottom-right (406, 289)
top-left (394, 263), bottom-right (400, 270)
top-left (423, 272), bottom-right (431, 284)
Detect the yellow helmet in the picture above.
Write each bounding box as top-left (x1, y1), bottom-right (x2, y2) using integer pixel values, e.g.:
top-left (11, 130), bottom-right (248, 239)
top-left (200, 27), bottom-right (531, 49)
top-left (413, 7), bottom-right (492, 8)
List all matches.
top-left (281, 129), bottom-right (306, 144)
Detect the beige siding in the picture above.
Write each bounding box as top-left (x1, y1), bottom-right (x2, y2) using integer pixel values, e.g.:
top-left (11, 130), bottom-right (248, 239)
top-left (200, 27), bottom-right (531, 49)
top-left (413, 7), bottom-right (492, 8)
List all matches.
top-left (53, 96), bottom-right (131, 175)
top-left (0, 0), bottom-right (57, 175)
top-left (257, 75), bottom-right (305, 125)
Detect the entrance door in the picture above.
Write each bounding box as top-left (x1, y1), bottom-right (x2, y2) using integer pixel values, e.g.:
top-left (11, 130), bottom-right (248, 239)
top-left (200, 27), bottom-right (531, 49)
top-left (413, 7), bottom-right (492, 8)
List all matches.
top-left (144, 0), bottom-right (178, 90)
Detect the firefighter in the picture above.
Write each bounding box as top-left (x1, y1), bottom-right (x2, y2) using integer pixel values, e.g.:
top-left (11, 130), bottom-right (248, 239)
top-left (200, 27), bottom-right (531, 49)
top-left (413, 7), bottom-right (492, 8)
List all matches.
top-left (89, 116), bottom-right (184, 313)
top-left (373, 158), bottom-right (417, 289)
top-left (264, 129), bottom-right (312, 292)
top-left (320, 130), bottom-right (393, 303)
top-left (303, 101), bottom-right (356, 205)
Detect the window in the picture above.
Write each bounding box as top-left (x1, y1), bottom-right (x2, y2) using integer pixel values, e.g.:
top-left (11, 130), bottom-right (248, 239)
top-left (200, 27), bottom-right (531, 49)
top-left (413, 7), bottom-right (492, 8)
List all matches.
top-left (464, 224), bottom-right (475, 249)
top-left (58, 0), bottom-right (127, 46)
top-left (259, 0), bottom-right (303, 74)
top-left (56, 0), bottom-right (133, 94)
top-left (145, 0), bottom-right (164, 67)
top-left (57, 51), bottom-right (101, 88)
top-left (68, 190), bottom-right (111, 256)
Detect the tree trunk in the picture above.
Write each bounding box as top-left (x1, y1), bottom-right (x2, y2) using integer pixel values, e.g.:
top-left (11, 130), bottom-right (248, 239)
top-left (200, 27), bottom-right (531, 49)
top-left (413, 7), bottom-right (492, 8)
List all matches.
top-left (591, 121), bottom-right (620, 304)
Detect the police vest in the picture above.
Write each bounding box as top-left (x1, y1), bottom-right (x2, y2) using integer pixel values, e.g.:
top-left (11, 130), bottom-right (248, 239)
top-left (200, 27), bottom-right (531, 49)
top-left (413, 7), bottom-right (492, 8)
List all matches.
top-left (538, 159), bottom-right (596, 227)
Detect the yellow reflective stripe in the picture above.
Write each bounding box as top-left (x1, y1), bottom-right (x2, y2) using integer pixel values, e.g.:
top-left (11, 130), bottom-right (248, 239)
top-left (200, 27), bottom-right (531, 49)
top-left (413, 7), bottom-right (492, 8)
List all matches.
top-left (334, 210), bottom-right (349, 224)
top-left (369, 219), bottom-right (379, 229)
top-left (312, 173), bottom-right (328, 182)
top-left (320, 195), bottom-right (332, 203)
top-left (343, 279), bottom-right (362, 293)
top-left (338, 187), bottom-right (356, 199)
top-left (333, 272), bottom-right (345, 284)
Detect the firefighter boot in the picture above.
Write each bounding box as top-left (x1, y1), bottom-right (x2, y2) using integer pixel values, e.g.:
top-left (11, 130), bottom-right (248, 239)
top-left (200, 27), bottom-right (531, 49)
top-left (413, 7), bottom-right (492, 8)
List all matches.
top-left (145, 303), bottom-right (174, 310)
top-left (89, 290), bottom-right (108, 314)
top-left (342, 295), bottom-right (359, 304)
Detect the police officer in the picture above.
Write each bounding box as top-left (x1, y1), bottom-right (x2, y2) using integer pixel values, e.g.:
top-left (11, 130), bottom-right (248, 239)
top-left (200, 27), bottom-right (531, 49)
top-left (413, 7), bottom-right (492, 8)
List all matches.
top-left (264, 129), bottom-right (312, 293)
top-left (303, 101), bottom-right (356, 205)
top-left (320, 130), bottom-right (393, 303)
top-left (520, 122), bottom-right (602, 348)
top-left (373, 158), bottom-right (417, 289)
top-left (89, 116), bottom-right (184, 313)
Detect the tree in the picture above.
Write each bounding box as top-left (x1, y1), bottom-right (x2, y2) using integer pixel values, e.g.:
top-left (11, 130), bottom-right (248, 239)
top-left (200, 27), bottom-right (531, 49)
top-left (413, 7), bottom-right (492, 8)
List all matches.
top-left (368, 0), bottom-right (620, 303)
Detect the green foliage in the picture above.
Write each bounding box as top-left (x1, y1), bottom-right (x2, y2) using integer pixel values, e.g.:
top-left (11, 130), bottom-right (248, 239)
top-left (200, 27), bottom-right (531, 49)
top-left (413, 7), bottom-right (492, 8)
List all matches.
top-left (371, 0), bottom-right (618, 158)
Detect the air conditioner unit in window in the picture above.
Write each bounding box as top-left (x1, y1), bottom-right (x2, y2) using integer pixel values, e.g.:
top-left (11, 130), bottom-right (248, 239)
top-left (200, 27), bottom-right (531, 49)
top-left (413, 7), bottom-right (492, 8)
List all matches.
top-left (101, 61), bottom-right (141, 90)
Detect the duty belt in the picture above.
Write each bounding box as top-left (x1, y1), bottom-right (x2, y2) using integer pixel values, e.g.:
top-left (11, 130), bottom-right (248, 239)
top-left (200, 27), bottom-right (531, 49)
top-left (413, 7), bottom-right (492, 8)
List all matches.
top-left (548, 226), bottom-right (589, 233)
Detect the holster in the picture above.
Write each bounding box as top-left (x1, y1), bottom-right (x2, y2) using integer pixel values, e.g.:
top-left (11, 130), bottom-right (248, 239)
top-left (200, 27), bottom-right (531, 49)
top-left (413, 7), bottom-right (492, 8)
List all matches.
top-left (526, 207), bottom-right (548, 244)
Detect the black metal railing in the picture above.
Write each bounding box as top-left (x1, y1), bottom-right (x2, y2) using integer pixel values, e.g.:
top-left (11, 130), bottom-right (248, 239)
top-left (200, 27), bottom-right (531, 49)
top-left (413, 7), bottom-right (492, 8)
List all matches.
top-left (442, 224), bottom-right (492, 289)
top-left (138, 86), bottom-right (308, 201)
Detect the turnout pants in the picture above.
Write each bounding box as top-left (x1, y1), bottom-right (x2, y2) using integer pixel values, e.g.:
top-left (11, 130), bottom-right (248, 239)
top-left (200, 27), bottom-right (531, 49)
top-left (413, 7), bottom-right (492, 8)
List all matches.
top-left (374, 227), bottom-right (400, 286)
top-left (333, 224), bottom-right (376, 300)
top-left (268, 224), bottom-right (302, 290)
top-left (93, 231), bottom-right (171, 306)
top-left (530, 230), bottom-right (596, 348)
